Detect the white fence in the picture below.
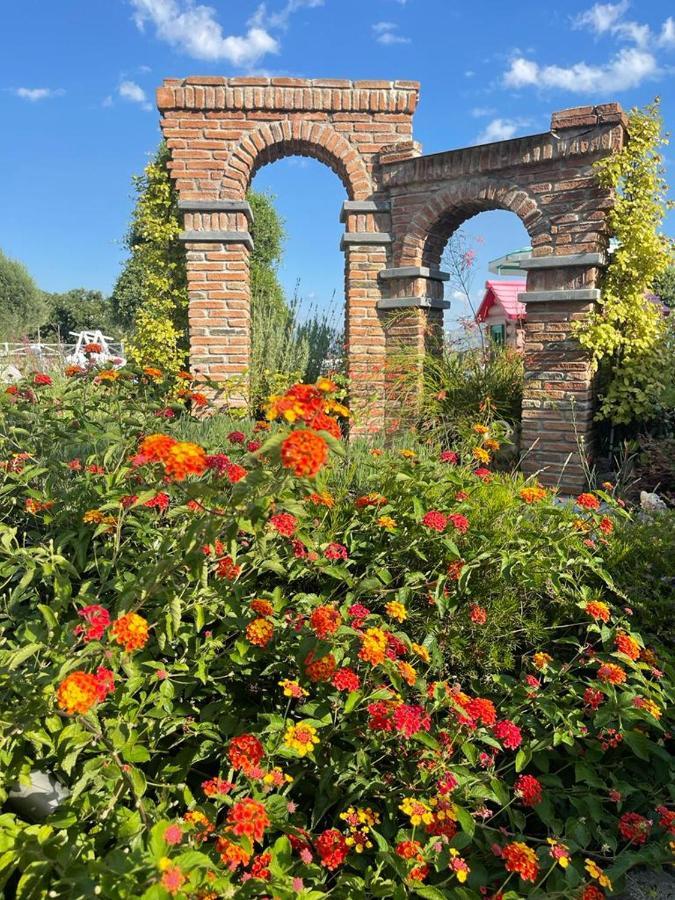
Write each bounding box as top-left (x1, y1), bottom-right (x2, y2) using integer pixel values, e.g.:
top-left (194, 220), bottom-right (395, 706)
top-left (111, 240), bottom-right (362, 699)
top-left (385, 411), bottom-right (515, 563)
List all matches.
top-left (0, 331), bottom-right (126, 377)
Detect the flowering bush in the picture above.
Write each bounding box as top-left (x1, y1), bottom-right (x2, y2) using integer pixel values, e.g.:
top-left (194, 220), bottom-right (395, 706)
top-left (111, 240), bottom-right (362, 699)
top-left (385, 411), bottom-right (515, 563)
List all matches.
top-left (0, 371), bottom-right (672, 898)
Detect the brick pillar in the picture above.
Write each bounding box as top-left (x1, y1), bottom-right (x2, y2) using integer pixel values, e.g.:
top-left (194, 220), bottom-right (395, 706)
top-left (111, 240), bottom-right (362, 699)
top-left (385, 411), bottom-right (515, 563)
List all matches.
top-left (519, 253), bottom-right (606, 492)
top-left (341, 201), bottom-right (391, 436)
top-left (377, 267), bottom-right (449, 432)
top-left (179, 201), bottom-right (254, 407)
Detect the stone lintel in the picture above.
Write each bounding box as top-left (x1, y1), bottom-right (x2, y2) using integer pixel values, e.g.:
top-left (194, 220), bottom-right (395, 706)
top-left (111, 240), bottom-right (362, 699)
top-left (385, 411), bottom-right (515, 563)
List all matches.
top-left (379, 266), bottom-right (450, 282)
top-left (340, 200), bottom-right (391, 223)
top-left (519, 288), bottom-right (601, 303)
top-left (518, 252), bottom-right (605, 270)
top-left (377, 296), bottom-right (450, 311)
top-left (340, 232), bottom-right (392, 250)
top-left (179, 230), bottom-right (254, 250)
top-left (178, 200), bottom-right (253, 224)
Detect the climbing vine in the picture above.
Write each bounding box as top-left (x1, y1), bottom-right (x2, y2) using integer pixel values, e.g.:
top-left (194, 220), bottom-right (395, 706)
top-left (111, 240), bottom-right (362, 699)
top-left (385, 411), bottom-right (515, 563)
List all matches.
top-left (124, 143), bottom-right (189, 375)
top-left (576, 100), bottom-right (674, 426)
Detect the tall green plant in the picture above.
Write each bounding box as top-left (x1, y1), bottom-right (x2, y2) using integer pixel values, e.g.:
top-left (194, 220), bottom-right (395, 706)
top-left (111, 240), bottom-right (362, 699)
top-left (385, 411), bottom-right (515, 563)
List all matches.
top-left (114, 143), bottom-right (188, 373)
top-left (576, 100), bottom-right (674, 425)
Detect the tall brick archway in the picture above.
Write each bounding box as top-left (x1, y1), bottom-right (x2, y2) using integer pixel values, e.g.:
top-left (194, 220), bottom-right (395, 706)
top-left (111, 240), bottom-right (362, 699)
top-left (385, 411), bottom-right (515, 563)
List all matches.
top-left (159, 78), bottom-right (627, 490)
top-left (158, 77), bottom-right (420, 433)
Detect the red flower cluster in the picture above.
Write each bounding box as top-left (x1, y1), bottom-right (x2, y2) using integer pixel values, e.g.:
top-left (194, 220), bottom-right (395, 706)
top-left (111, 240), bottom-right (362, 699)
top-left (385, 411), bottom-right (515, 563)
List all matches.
top-left (281, 429), bottom-right (329, 478)
top-left (440, 450), bottom-right (459, 464)
top-left (74, 604), bottom-right (110, 642)
top-left (618, 812), bottom-right (651, 845)
top-left (315, 829), bottom-right (348, 870)
top-left (201, 777), bottom-right (233, 797)
top-left (469, 603), bottom-right (487, 624)
top-left (615, 632), bottom-right (640, 661)
top-left (228, 733), bottom-right (264, 775)
top-left (449, 513), bottom-right (470, 533)
top-left (226, 798), bottom-right (270, 843)
top-left (392, 704), bottom-right (431, 738)
top-left (577, 492), bottom-right (600, 510)
top-left (584, 687), bottom-right (605, 710)
top-left (310, 605), bottom-right (341, 639)
top-left (304, 652), bottom-right (337, 683)
top-left (493, 719), bottom-right (523, 749)
top-left (422, 510), bottom-right (447, 531)
top-left (324, 542), bottom-right (348, 560)
top-left (597, 662), bottom-right (626, 685)
top-left (502, 841), bottom-right (539, 882)
top-left (332, 667), bottom-right (360, 692)
top-left (514, 774), bottom-right (543, 806)
top-left (268, 512), bottom-right (298, 536)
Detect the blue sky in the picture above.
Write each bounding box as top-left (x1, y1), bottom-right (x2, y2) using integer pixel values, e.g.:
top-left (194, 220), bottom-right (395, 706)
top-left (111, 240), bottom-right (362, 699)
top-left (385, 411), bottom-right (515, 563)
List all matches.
top-left (1, 0), bottom-right (673, 320)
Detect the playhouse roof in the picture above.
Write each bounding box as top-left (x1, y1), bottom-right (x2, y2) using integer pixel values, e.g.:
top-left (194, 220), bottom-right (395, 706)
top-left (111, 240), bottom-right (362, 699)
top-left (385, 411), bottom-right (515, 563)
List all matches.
top-left (476, 279), bottom-right (527, 323)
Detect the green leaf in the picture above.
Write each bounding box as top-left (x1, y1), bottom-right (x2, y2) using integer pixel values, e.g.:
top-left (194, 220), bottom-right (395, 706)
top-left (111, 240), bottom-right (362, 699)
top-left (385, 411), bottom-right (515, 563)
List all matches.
top-left (454, 805), bottom-right (475, 837)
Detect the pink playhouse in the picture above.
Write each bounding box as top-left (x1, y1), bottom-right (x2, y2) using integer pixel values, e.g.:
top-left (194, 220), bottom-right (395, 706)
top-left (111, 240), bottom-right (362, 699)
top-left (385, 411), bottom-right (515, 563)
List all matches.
top-left (476, 279), bottom-right (527, 351)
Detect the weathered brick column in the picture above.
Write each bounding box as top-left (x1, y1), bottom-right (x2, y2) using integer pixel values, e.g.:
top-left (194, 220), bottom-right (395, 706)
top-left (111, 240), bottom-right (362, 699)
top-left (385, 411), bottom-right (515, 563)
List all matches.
top-left (179, 202), bottom-right (253, 405)
top-left (519, 258), bottom-right (604, 491)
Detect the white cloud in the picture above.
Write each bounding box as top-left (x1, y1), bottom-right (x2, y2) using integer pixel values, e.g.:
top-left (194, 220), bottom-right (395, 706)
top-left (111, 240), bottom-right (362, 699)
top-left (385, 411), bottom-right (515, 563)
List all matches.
top-left (470, 106), bottom-right (496, 118)
top-left (659, 17), bottom-right (675, 47)
top-left (119, 80), bottom-right (152, 111)
top-left (574, 1), bottom-right (628, 35)
top-left (102, 95), bottom-right (114, 108)
top-left (476, 118), bottom-right (527, 144)
top-left (130, 0), bottom-right (279, 65)
top-left (504, 47), bottom-right (658, 93)
top-left (14, 87), bottom-right (64, 101)
top-left (373, 21), bottom-right (410, 45)
top-left (254, 0), bottom-right (324, 30)
top-left (504, 2), bottom-right (673, 94)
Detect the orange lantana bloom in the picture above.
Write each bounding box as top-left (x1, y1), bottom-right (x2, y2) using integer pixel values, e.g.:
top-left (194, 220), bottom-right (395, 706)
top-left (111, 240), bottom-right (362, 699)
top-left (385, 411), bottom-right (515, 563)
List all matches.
top-left (111, 612), bottom-right (149, 652)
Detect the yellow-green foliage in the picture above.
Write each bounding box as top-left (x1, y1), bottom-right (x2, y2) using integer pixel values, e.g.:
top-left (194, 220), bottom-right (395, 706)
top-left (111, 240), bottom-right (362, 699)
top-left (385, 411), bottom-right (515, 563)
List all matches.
top-left (576, 100), bottom-right (674, 425)
top-left (126, 144), bottom-right (188, 375)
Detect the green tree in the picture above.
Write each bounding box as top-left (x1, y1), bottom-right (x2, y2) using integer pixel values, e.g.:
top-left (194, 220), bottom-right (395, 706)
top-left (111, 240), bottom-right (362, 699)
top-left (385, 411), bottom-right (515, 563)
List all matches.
top-left (0, 249), bottom-right (48, 341)
top-left (41, 288), bottom-right (116, 341)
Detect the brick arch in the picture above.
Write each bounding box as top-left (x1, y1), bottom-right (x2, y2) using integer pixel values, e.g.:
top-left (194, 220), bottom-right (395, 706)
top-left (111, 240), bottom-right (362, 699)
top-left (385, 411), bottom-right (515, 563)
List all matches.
top-left (227, 121), bottom-right (372, 200)
top-left (398, 182), bottom-right (547, 269)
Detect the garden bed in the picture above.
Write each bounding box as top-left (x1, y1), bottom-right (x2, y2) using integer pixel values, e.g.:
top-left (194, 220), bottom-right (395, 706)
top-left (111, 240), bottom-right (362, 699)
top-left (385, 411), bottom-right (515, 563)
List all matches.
top-left (0, 368), bottom-right (672, 899)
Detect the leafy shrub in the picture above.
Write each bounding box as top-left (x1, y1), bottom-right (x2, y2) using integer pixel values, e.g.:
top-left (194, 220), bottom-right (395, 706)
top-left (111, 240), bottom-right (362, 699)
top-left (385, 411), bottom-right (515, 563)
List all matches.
top-left (0, 371), bottom-right (672, 899)
top-left (420, 346), bottom-right (524, 443)
top-left (602, 511), bottom-right (675, 646)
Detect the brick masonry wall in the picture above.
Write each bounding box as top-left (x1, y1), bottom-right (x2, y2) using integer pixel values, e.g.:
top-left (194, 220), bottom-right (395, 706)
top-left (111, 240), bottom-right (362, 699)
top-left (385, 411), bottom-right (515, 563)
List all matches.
top-left (159, 81), bottom-right (627, 491)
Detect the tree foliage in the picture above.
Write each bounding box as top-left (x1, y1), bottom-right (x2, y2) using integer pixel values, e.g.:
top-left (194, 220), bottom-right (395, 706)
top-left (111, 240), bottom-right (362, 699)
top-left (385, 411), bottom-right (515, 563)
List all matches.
top-left (0, 249), bottom-right (48, 341)
top-left (575, 100), bottom-right (674, 426)
top-left (41, 288), bottom-right (117, 340)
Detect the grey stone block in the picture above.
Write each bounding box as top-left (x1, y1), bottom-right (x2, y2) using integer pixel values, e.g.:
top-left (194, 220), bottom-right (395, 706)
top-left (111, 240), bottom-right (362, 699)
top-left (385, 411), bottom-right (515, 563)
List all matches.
top-left (518, 252), bottom-right (605, 269)
top-left (340, 200), bottom-right (391, 222)
top-left (519, 288), bottom-right (601, 303)
top-left (340, 232), bottom-right (392, 249)
top-left (379, 266), bottom-right (450, 282)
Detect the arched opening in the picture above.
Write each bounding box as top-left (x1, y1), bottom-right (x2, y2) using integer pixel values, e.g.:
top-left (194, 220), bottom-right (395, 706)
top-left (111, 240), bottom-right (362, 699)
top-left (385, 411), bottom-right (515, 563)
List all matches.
top-left (247, 154), bottom-right (348, 405)
top-left (412, 207), bottom-right (532, 445)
